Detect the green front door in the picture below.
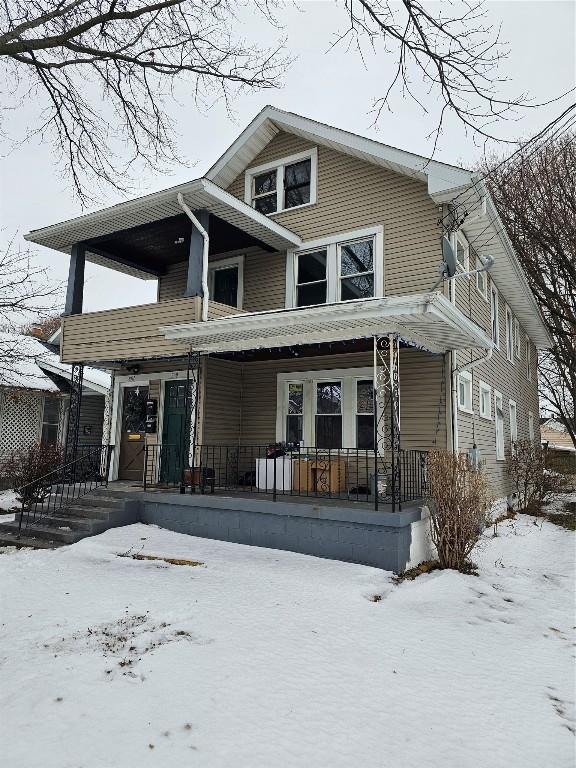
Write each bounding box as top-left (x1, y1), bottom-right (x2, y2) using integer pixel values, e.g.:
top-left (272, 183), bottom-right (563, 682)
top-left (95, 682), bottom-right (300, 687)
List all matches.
top-left (161, 381), bottom-right (191, 484)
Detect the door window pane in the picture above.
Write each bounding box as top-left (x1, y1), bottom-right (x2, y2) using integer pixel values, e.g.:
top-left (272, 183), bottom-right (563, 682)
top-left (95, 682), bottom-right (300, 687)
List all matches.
top-left (316, 382), bottom-right (342, 449)
top-left (339, 239), bottom-right (374, 300)
top-left (284, 159), bottom-right (311, 209)
top-left (212, 266), bottom-right (238, 307)
top-left (296, 250), bottom-right (327, 307)
top-left (123, 387), bottom-right (148, 433)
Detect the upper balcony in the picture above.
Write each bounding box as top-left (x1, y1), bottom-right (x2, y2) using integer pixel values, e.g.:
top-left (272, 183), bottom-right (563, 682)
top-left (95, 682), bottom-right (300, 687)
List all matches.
top-left (25, 179), bottom-right (302, 366)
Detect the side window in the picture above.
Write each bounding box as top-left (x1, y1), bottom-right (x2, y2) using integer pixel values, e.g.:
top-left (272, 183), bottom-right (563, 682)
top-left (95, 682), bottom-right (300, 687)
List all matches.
top-left (495, 392), bottom-right (505, 460)
top-left (315, 382), bottom-right (342, 449)
top-left (505, 305), bottom-right (514, 362)
top-left (356, 380), bottom-right (375, 450)
top-left (457, 371), bottom-right (473, 413)
top-left (286, 382), bottom-right (304, 444)
top-left (295, 250), bottom-right (328, 307)
top-left (509, 400), bottom-right (518, 446)
top-left (491, 285), bottom-right (499, 347)
top-left (41, 397), bottom-right (60, 445)
top-left (479, 382), bottom-right (492, 420)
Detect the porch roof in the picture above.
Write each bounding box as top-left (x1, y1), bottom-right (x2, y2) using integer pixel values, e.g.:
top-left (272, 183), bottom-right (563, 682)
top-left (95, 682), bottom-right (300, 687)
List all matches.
top-left (25, 179), bottom-right (301, 279)
top-left (160, 292), bottom-right (493, 355)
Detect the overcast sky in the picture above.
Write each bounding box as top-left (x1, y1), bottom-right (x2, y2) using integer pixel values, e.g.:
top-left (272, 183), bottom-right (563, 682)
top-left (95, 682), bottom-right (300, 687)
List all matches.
top-left (0, 0), bottom-right (574, 315)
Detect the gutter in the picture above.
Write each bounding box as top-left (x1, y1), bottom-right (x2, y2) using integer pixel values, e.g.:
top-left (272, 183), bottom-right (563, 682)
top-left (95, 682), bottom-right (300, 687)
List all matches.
top-left (177, 192), bottom-right (210, 323)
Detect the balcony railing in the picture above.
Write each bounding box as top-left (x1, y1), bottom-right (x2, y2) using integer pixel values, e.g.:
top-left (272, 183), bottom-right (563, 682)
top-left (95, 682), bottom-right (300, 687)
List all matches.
top-left (143, 444), bottom-right (428, 510)
top-left (60, 297), bottom-right (243, 363)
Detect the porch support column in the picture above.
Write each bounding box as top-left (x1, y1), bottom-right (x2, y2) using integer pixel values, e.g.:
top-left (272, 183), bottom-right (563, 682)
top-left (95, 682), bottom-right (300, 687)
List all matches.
top-left (64, 242), bottom-right (86, 316)
top-left (180, 348), bottom-right (201, 493)
top-left (64, 362), bottom-right (84, 470)
top-left (374, 334), bottom-right (401, 512)
top-left (100, 371), bottom-right (115, 478)
top-left (184, 211), bottom-right (210, 298)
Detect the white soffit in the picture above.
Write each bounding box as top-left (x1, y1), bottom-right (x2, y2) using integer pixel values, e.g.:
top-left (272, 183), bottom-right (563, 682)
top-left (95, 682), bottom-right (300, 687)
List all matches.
top-left (24, 179), bottom-right (301, 279)
top-left (161, 293), bottom-right (493, 355)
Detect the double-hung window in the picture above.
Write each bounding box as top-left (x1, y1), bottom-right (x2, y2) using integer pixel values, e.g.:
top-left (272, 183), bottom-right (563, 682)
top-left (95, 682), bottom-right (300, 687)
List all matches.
top-left (505, 305), bottom-right (514, 362)
top-left (278, 368), bottom-right (375, 449)
top-left (338, 239), bottom-right (375, 300)
top-left (457, 371), bottom-right (473, 413)
top-left (455, 232), bottom-right (469, 272)
top-left (495, 391), bottom-right (505, 460)
top-left (526, 336), bottom-right (532, 380)
top-left (295, 249), bottom-right (328, 306)
top-left (289, 226), bottom-right (383, 308)
top-left (509, 400), bottom-right (518, 447)
top-left (479, 381), bottom-right (492, 420)
top-left (490, 285), bottom-right (499, 347)
top-left (245, 149), bottom-right (317, 215)
top-left (514, 317), bottom-right (521, 359)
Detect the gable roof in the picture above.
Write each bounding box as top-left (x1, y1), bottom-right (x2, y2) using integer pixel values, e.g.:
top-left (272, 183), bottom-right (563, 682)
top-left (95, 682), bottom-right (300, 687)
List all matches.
top-left (207, 106), bottom-right (551, 349)
top-left (206, 106), bottom-right (473, 197)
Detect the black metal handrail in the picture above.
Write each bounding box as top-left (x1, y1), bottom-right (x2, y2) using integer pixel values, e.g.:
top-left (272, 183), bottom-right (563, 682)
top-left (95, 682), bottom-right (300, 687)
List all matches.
top-left (143, 443), bottom-right (427, 510)
top-left (17, 444), bottom-right (113, 536)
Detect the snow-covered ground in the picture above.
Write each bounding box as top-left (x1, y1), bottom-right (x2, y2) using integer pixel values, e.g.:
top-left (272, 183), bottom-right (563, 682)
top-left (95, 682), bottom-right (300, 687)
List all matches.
top-left (0, 518), bottom-right (573, 768)
top-left (0, 489), bottom-right (17, 521)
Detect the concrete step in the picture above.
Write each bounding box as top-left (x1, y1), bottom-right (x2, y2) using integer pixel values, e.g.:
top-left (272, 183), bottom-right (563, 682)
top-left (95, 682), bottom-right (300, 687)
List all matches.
top-left (0, 520), bottom-right (82, 544)
top-left (0, 531), bottom-right (60, 549)
top-left (71, 495), bottom-right (126, 509)
top-left (92, 487), bottom-right (142, 500)
top-left (56, 504), bottom-right (114, 520)
top-left (40, 514), bottom-right (105, 532)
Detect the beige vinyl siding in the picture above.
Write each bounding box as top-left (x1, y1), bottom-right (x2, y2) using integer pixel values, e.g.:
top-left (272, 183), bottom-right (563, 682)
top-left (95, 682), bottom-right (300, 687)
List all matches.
top-left (453, 270), bottom-right (539, 499)
top-left (61, 298), bottom-right (241, 364)
top-left (157, 249), bottom-right (286, 313)
top-left (227, 131), bottom-right (442, 299)
top-left (201, 348), bottom-right (447, 450)
top-left (77, 395), bottom-right (105, 446)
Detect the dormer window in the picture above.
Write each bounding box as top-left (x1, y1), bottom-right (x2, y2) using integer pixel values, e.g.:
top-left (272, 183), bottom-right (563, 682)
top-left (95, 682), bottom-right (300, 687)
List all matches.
top-left (245, 149), bottom-right (317, 215)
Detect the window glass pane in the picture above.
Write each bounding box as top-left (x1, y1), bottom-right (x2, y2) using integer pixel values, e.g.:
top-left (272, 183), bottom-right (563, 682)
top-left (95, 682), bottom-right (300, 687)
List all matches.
top-left (340, 274), bottom-right (374, 300)
top-left (284, 159), bottom-right (311, 208)
top-left (43, 398), bottom-right (60, 424)
top-left (298, 250), bottom-right (326, 283)
top-left (315, 415), bottom-right (342, 449)
top-left (356, 380), bottom-right (374, 414)
top-left (287, 415), bottom-right (303, 444)
top-left (356, 415), bottom-right (374, 450)
top-left (456, 240), bottom-right (466, 266)
top-left (254, 171), bottom-right (276, 196)
top-left (297, 282), bottom-right (327, 307)
top-left (212, 266), bottom-right (238, 307)
top-left (316, 382), bottom-right (341, 414)
top-left (41, 423), bottom-right (58, 445)
top-left (287, 383), bottom-right (303, 414)
top-left (254, 195), bottom-right (277, 214)
top-left (340, 240), bottom-right (373, 276)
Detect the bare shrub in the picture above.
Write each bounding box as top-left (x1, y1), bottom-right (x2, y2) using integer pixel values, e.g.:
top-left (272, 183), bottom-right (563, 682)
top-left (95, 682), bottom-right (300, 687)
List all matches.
top-left (507, 440), bottom-right (566, 514)
top-left (425, 450), bottom-right (491, 572)
top-left (1, 442), bottom-right (62, 507)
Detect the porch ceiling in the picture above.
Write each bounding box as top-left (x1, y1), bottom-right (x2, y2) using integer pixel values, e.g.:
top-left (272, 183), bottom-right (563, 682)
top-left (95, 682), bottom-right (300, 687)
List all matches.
top-left (160, 292), bottom-right (493, 355)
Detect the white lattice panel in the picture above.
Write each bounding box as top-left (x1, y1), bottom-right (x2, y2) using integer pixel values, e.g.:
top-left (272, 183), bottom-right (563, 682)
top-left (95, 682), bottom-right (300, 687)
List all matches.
top-left (0, 390), bottom-right (43, 456)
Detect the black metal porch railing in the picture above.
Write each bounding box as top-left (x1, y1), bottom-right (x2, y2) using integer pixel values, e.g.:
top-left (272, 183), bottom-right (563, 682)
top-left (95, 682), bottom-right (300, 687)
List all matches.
top-left (143, 444), bottom-right (427, 510)
top-left (17, 445), bottom-right (113, 535)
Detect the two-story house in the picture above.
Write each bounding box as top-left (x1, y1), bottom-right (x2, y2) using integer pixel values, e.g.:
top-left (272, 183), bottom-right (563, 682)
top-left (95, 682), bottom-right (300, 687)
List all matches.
top-left (22, 107), bottom-right (550, 570)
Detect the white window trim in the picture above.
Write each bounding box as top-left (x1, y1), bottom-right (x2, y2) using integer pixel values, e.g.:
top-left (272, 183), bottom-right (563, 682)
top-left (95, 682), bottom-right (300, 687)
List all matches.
top-left (526, 335), bottom-right (532, 381)
top-left (457, 370), bottom-right (473, 414)
top-left (453, 231), bottom-right (470, 274)
top-left (495, 390), bottom-right (505, 461)
top-left (208, 254), bottom-right (244, 309)
top-left (276, 367), bottom-right (374, 448)
top-left (505, 304), bottom-right (514, 363)
top-left (285, 225), bottom-right (384, 308)
top-left (509, 399), bottom-right (518, 446)
top-left (478, 380), bottom-right (492, 420)
top-left (244, 148), bottom-right (318, 216)
top-left (476, 257), bottom-right (488, 299)
top-left (513, 317), bottom-right (521, 359)
top-left (490, 284), bottom-right (500, 348)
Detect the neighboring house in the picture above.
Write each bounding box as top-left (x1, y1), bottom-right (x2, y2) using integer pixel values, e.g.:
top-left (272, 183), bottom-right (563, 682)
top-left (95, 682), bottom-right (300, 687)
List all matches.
top-left (541, 419), bottom-right (576, 470)
top-left (0, 334), bottom-right (110, 486)
top-left (21, 107), bottom-right (551, 568)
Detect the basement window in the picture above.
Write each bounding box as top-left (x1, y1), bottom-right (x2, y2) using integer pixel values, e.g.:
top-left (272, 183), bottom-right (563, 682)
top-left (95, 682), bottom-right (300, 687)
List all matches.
top-left (245, 149), bottom-right (318, 215)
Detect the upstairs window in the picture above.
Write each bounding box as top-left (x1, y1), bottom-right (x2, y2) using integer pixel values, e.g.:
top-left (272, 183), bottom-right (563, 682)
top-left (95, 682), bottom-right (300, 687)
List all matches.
top-left (479, 381), bottom-right (492, 420)
top-left (245, 149), bottom-right (317, 215)
top-left (526, 336), bottom-right (532, 380)
top-left (505, 305), bottom-right (514, 362)
top-left (339, 239), bottom-right (374, 300)
top-left (455, 232), bottom-right (469, 272)
top-left (476, 257), bottom-right (487, 299)
top-left (296, 249), bottom-right (328, 307)
top-left (514, 317), bottom-right (521, 359)
top-left (208, 256), bottom-right (244, 309)
top-left (490, 285), bottom-right (499, 347)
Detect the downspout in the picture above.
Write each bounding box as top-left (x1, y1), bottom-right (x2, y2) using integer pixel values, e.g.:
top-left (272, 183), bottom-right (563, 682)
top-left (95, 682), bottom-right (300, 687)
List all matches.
top-left (177, 193), bottom-right (210, 322)
top-left (451, 346), bottom-right (494, 453)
